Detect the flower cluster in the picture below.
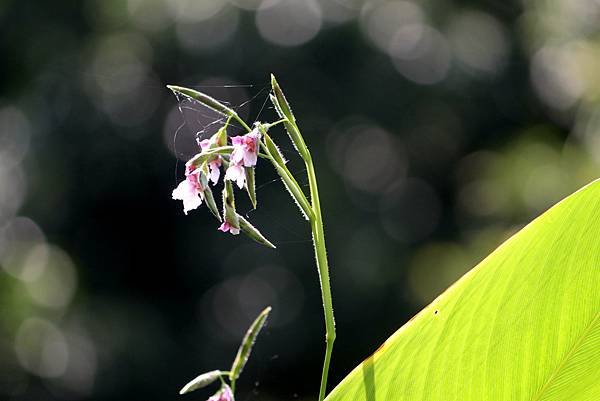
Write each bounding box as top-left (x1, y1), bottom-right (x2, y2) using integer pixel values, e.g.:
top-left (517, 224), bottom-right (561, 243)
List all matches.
top-left (225, 130), bottom-right (260, 188)
top-left (172, 125), bottom-right (264, 241)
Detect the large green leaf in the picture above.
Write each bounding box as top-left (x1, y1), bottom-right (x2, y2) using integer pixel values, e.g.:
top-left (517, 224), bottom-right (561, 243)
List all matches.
top-left (327, 179), bottom-right (600, 401)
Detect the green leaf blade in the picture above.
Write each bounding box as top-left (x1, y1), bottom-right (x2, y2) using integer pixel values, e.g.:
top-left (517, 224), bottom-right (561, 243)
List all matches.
top-left (326, 179), bottom-right (600, 401)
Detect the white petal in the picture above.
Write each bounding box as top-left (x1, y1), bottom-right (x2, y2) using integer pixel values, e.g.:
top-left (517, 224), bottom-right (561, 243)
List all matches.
top-left (225, 165), bottom-right (245, 189)
top-left (172, 180), bottom-right (202, 214)
top-left (243, 151), bottom-right (258, 167)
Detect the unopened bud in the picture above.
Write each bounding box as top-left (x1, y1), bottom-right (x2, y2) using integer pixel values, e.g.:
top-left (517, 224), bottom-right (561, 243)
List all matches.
top-left (215, 126), bottom-right (228, 147)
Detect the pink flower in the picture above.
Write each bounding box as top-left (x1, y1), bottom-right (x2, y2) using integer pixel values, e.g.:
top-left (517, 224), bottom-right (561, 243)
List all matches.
top-left (218, 221), bottom-right (240, 235)
top-left (230, 129), bottom-right (260, 167)
top-left (224, 164), bottom-right (246, 189)
top-left (172, 166), bottom-right (204, 215)
top-left (207, 159), bottom-right (221, 185)
top-left (207, 385), bottom-right (234, 401)
top-left (199, 138), bottom-right (222, 186)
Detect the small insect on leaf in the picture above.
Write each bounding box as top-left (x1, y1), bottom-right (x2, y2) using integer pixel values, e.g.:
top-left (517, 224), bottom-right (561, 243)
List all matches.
top-left (230, 306), bottom-right (272, 381)
top-left (179, 370), bottom-right (223, 395)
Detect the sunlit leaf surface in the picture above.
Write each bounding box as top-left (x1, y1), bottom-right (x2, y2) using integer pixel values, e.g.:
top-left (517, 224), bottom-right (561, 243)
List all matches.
top-left (327, 180), bottom-right (600, 401)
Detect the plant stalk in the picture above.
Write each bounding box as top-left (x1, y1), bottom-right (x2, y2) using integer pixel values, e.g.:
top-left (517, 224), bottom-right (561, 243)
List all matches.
top-left (305, 151), bottom-right (336, 401)
top-left (235, 110), bottom-right (335, 400)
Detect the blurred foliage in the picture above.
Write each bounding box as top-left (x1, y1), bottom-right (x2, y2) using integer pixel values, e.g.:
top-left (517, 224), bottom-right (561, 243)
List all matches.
top-left (0, 0), bottom-right (599, 400)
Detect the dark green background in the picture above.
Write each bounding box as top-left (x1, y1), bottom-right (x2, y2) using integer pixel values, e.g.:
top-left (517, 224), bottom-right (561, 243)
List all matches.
top-left (1, 1), bottom-right (598, 400)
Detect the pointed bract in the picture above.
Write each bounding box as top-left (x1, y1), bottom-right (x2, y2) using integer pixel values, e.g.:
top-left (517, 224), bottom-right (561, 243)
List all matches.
top-left (270, 74), bottom-right (295, 122)
top-left (179, 370), bottom-right (222, 395)
top-left (203, 185), bottom-right (221, 221)
top-left (238, 215), bottom-right (276, 249)
top-left (245, 166), bottom-right (257, 209)
top-left (230, 307), bottom-right (272, 381)
top-left (167, 85), bottom-right (235, 117)
top-left (270, 75), bottom-right (308, 159)
top-left (221, 181), bottom-right (240, 230)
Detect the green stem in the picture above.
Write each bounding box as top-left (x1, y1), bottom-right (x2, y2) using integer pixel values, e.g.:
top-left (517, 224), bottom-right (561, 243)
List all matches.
top-left (265, 118), bottom-right (287, 129)
top-left (305, 151), bottom-right (336, 401)
top-left (232, 111), bottom-right (335, 400)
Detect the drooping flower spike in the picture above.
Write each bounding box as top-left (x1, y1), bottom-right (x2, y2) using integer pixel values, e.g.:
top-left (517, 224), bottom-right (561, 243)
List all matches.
top-left (170, 77), bottom-right (335, 401)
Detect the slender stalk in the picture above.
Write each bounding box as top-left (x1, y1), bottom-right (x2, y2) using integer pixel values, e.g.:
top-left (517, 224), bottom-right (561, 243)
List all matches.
top-left (234, 110), bottom-right (335, 400)
top-left (305, 151), bottom-right (336, 401)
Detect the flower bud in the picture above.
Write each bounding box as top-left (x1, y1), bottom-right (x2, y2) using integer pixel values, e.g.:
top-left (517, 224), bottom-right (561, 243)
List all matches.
top-left (215, 126), bottom-right (228, 147)
top-left (179, 370), bottom-right (222, 395)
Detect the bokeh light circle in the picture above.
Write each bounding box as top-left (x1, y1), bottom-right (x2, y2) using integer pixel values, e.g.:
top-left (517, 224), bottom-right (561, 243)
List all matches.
top-left (256, 0), bottom-right (322, 47)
